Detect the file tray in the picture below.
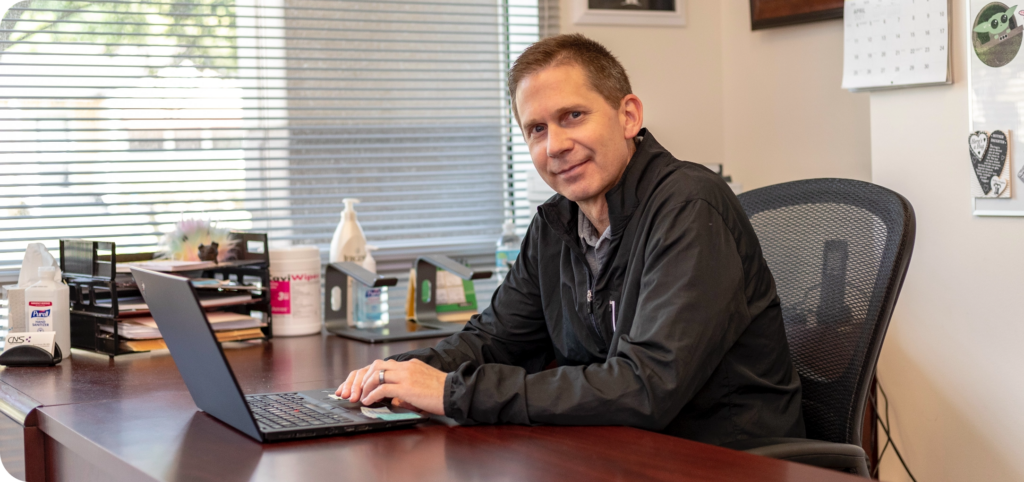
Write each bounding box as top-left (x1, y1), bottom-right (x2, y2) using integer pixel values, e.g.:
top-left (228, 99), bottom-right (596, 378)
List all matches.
top-left (60, 233), bottom-right (272, 356)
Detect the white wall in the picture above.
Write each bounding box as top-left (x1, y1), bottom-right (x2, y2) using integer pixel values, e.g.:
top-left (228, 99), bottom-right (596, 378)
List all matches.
top-left (870, 3), bottom-right (1024, 481)
top-left (720, 1), bottom-right (872, 190)
top-left (558, 0), bottom-right (871, 190)
top-left (559, 0), bottom-right (725, 166)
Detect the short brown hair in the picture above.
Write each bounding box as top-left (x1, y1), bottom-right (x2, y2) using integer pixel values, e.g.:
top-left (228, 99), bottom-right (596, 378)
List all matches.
top-left (508, 34), bottom-right (632, 125)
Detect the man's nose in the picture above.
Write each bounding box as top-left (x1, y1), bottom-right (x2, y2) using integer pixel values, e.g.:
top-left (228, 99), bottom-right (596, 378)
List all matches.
top-left (546, 126), bottom-right (572, 158)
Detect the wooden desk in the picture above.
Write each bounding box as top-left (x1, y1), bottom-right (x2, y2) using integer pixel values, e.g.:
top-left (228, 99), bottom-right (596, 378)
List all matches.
top-left (0, 333), bottom-right (862, 482)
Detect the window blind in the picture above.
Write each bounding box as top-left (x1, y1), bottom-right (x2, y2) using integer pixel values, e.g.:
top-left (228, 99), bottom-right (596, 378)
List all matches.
top-left (0, 0), bottom-right (558, 308)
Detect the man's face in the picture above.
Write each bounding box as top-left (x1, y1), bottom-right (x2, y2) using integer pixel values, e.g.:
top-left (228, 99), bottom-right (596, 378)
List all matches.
top-left (516, 63), bottom-right (638, 206)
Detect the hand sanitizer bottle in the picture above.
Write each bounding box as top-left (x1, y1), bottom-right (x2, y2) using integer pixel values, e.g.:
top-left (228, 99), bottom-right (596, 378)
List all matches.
top-left (354, 246), bottom-right (389, 329)
top-left (24, 266), bottom-right (70, 358)
top-left (330, 198), bottom-right (366, 264)
top-left (495, 221), bottom-right (521, 284)
top-left (330, 198), bottom-right (367, 326)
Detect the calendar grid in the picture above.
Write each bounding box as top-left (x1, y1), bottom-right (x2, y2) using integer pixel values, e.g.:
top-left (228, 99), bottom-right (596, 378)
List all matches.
top-left (842, 0), bottom-right (953, 91)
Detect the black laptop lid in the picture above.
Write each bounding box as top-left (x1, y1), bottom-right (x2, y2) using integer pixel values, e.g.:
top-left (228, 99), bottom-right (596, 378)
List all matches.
top-left (132, 267), bottom-right (262, 441)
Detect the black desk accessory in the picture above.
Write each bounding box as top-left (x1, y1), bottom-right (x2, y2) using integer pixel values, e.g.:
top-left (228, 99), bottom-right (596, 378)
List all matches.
top-left (60, 234), bottom-right (272, 356)
top-left (0, 343), bottom-right (63, 367)
top-left (324, 261), bottom-right (465, 343)
top-left (413, 255), bottom-right (491, 330)
top-left (326, 318), bottom-right (462, 344)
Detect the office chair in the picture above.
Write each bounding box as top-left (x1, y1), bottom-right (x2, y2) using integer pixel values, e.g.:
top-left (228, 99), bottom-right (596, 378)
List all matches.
top-left (730, 178), bottom-right (916, 477)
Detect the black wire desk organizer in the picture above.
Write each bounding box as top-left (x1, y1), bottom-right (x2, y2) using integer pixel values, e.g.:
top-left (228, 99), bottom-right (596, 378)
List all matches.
top-left (59, 232), bottom-right (271, 357)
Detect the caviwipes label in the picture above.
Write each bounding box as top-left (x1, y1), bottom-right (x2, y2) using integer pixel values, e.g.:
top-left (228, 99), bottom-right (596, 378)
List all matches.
top-left (27, 301), bottom-right (53, 331)
top-left (270, 273), bottom-right (321, 317)
top-left (270, 276), bottom-right (291, 315)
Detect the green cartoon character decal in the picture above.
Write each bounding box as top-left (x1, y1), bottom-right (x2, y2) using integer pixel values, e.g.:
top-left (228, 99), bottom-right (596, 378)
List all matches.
top-left (973, 2), bottom-right (1023, 67)
top-left (974, 5), bottom-right (1017, 35)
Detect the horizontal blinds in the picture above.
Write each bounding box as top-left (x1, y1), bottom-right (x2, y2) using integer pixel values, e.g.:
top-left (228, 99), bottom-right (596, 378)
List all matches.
top-left (0, 0), bottom-right (549, 290)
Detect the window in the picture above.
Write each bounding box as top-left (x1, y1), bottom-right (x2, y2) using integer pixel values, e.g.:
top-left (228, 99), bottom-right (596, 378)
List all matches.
top-left (0, 0), bottom-right (558, 311)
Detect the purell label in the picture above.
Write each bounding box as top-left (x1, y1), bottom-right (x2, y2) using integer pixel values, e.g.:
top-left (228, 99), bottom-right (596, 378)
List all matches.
top-left (28, 301), bottom-right (53, 331)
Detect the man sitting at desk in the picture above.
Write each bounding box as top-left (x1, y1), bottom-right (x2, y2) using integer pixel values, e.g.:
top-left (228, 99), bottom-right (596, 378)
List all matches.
top-left (337, 34), bottom-right (805, 446)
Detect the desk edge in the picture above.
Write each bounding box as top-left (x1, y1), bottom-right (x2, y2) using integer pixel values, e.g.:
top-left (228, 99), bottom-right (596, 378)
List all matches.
top-left (37, 407), bottom-right (158, 482)
top-left (0, 380), bottom-right (41, 426)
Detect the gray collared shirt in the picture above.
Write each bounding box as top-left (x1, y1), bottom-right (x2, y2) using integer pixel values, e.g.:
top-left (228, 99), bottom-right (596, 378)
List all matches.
top-left (578, 212), bottom-right (612, 278)
top-left (577, 135), bottom-right (643, 277)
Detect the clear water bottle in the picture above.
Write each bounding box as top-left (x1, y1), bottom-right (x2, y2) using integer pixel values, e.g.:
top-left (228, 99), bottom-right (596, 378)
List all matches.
top-left (495, 221), bottom-right (521, 284)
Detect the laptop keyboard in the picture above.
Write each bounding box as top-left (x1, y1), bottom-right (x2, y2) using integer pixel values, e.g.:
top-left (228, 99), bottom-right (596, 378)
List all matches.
top-left (247, 393), bottom-right (353, 430)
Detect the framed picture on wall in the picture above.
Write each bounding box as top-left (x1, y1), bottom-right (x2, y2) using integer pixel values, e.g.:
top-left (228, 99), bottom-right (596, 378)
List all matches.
top-left (572, 0), bottom-right (686, 27)
top-left (749, 0), bottom-right (843, 30)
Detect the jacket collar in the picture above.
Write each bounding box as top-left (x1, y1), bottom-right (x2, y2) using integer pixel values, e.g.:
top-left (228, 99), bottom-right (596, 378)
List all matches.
top-left (537, 128), bottom-right (669, 246)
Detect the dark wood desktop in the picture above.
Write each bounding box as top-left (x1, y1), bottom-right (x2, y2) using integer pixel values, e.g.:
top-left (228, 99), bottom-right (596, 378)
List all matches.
top-left (0, 331), bottom-right (863, 482)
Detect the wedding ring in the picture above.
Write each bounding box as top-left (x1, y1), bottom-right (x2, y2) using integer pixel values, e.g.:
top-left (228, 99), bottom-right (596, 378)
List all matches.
top-left (379, 369), bottom-right (386, 385)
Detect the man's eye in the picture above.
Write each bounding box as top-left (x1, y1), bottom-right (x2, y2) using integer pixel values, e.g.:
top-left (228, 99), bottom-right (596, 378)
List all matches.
top-left (532, 125), bottom-right (545, 134)
top-left (570, 111), bottom-right (582, 119)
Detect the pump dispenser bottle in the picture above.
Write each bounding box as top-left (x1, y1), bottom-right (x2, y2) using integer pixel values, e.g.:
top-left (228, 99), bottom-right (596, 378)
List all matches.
top-left (330, 198), bottom-right (367, 326)
top-left (330, 198), bottom-right (367, 264)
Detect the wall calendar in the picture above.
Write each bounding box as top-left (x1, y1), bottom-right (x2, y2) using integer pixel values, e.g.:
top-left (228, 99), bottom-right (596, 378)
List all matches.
top-left (842, 0), bottom-right (953, 91)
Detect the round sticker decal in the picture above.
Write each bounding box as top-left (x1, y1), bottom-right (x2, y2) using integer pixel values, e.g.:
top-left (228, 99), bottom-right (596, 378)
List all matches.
top-left (973, 3), bottom-right (1023, 67)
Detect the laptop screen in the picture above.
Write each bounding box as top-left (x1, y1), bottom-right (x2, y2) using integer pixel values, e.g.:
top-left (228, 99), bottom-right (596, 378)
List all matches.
top-left (132, 267), bottom-right (262, 441)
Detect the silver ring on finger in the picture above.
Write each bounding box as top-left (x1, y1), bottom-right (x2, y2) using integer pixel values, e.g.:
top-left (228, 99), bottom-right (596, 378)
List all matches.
top-left (379, 369), bottom-right (386, 385)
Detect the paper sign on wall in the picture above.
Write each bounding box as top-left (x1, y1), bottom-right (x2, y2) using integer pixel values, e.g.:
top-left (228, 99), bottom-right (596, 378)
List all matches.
top-left (969, 130), bottom-right (1013, 198)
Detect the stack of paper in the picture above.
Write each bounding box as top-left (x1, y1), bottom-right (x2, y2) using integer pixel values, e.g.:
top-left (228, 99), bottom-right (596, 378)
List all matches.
top-left (103, 311), bottom-right (266, 352)
top-left (97, 292), bottom-right (257, 314)
top-left (116, 259), bottom-right (220, 273)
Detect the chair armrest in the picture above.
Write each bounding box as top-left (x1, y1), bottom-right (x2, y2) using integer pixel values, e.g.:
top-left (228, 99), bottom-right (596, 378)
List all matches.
top-left (724, 438), bottom-right (870, 477)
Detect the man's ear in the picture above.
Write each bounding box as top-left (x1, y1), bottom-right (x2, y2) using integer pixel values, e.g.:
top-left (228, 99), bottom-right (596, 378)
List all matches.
top-left (619, 94), bottom-right (643, 139)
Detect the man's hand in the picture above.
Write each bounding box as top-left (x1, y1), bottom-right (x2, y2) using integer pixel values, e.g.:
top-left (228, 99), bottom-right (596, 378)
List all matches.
top-left (335, 359), bottom-right (447, 416)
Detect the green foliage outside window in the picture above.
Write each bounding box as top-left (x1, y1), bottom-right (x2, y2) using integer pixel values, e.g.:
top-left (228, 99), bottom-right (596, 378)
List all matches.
top-left (1, 0), bottom-right (238, 74)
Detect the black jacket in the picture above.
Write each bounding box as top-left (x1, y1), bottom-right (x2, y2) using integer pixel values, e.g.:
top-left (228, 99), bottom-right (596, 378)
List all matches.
top-left (394, 130), bottom-right (805, 445)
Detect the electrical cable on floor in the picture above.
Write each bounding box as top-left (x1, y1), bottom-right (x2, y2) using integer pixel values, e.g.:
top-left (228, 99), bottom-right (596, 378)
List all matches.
top-left (869, 381), bottom-right (917, 482)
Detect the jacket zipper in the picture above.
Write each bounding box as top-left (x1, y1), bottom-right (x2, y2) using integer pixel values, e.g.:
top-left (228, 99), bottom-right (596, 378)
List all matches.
top-left (586, 273), bottom-right (603, 342)
top-left (610, 300), bottom-right (617, 332)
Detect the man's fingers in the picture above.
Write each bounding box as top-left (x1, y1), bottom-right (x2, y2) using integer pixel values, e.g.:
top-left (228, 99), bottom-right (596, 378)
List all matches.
top-left (358, 360), bottom-right (385, 398)
top-left (336, 370), bottom-right (357, 397)
top-left (348, 366), bottom-right (371, 401)
top-left (359, 359), bottom-right (402, 397)
top-left (360, 383), bottom-right (394, 406)
top-left (355, 359), bottom-right (389, 401)
top-left (379, 368), bottom-right (405, 385)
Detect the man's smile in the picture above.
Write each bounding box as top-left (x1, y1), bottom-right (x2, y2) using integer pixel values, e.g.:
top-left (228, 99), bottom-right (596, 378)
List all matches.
top-left (554, 158), bottom-right (591, 177)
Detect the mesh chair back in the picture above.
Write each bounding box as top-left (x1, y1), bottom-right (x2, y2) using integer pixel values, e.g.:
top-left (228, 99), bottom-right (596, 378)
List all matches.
top-left (737, 179), bottom-right (915, 446)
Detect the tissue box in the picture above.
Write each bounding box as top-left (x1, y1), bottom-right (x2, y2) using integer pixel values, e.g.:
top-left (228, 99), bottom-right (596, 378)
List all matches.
top-left (1, 285), bottom-right (25, 332)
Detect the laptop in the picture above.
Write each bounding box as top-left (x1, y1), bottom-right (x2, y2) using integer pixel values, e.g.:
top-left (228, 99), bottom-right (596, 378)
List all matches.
top-left (131, 267), bottom-right (427, 442)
